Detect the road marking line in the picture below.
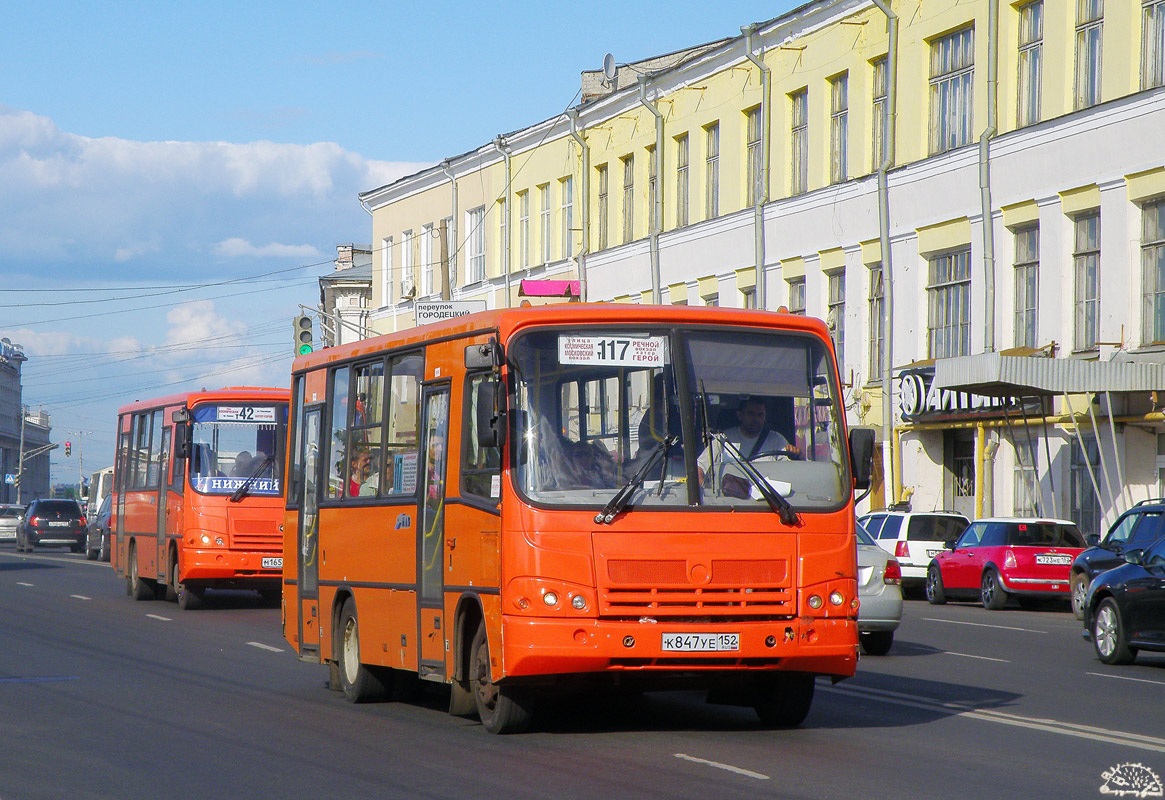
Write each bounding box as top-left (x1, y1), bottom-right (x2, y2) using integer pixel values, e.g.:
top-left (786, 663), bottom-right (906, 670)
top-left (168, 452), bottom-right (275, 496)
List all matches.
top-left (70, 595), bottom-right (91, 601)
top-left (824, 684), bottom-right (1165, 753)
top-left (0, 676), bottom-right (79, 684)
top-left (16, 582), bottom-right (33, 587)
top-left (942, 651), bottom-right (1010, 663)
top-left (145, 614), bottom-right (172, 622)
top-left (922, 617), bottom-right (1046, 634)
top-left (674, 753), bottom-right (769, 781)
top-left (1087, 671), bottom-right (1165, 687)
top-left (247, 642), bottom-right (284, 653)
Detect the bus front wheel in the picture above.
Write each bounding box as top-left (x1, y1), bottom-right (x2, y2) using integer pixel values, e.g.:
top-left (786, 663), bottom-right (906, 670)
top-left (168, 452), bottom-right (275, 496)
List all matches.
top-left (336, 597), bottom-right (389, 703)
top-left (754, 673), bottom-right (815, 728)
top-left (470, 624), bottom-right (532, 734)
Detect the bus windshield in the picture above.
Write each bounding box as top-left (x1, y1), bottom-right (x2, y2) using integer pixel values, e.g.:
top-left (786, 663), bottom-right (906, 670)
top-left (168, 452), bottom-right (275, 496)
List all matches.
top-left (509, 326), bottom-right (848, 511)
top-left (189, 403), bottom-right (287, 496)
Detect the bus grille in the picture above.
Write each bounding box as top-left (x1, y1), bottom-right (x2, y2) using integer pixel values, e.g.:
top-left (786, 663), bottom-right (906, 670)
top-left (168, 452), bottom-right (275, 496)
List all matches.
top-left (230, 519), bottom-right (281, 552)
top-left (599, 558), bottom-right (792, 618)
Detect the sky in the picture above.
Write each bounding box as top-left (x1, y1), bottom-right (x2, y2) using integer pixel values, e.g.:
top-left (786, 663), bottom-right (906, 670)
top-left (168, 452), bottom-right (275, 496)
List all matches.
top-left (0, 0), bottom-right (799, 484)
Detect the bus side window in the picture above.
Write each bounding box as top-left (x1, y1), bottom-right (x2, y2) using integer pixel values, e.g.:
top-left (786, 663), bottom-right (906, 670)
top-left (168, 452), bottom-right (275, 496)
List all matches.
top-left (382, 352), bottom-right (423, 497)
top-left (327, 366), bottom-right (350, 499)
top-left (463, 372), bottom-right (501, 500)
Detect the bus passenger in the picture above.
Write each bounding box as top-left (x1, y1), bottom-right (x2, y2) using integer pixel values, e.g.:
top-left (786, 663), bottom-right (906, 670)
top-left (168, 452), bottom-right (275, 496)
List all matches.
top-left (348, 448), bottom-right (372, 497)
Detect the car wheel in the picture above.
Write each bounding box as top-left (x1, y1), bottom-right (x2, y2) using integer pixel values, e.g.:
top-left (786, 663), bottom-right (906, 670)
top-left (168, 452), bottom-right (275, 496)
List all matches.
top-left (859, 630), bottom-right (894, 656)
top-left (471, 623), bottom-right (532, 733)
top-left (85, 545), bottom-right (99, 561)
top-left (981, 568), bottom-right (1008, 610)
top-left (754, 673), bottom-right (815, 728)
top-left (926, 565), bottom-right (947, 605)
top-left (1093, 597), bottom-right (1136, 665)
top-left (1070, 573), bottom-right (1088, 621)
top-left (100, 532), bottom-right (110, 563)
top-left (336, 597), bottom-right (390, 703)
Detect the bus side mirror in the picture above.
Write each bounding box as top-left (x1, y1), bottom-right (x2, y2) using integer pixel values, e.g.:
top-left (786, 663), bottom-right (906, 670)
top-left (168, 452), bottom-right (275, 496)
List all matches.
top-left (475, 380), bottom-right (507, 450)
top-left (173, 422), bottom-right (191, 460)
top-left (466, 337), bottom-right (504, 370)
top-left (849, 427), bottom-right (876, 491)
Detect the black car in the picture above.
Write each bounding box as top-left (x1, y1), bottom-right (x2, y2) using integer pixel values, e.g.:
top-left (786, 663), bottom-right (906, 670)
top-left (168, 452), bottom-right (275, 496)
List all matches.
top-left (86, 494), bottom-right (112, 562)
top-left (16, 499), bottom-right (87, 553)
top-left (1082, 536), bottom-right (1165, 665)
top-left (1070, 499), bottom-right (1165, 619)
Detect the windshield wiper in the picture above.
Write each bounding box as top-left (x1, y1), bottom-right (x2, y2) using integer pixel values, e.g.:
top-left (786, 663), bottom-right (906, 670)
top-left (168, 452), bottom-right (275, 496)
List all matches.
top-left (714, 434), bottom-right (799, 526)
top-left (594, 435), bottom-right (678, 525)
top-left (229, 454), bottom-right (276, 503)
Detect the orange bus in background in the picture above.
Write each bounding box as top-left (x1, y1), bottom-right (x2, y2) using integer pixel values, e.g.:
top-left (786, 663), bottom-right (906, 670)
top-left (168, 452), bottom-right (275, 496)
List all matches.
top-left (112, 387), bottom-right (290, 609)
top-left (282, 306), bottom-right (874, 733)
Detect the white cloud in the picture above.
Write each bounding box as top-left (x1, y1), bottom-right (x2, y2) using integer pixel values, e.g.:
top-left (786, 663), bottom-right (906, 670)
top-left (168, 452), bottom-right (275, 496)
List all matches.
top-left (212, 238), bottom-right (322, 260)
top-left (165, 300), bottom-right (247, 348)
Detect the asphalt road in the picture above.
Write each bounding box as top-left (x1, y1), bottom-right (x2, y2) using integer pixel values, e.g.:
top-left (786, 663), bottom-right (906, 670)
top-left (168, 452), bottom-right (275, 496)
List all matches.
top-left (1, 548), bottom-right (1162, 800)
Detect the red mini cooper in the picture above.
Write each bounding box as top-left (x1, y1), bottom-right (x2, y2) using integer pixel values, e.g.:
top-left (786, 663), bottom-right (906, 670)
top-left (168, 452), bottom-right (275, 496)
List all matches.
top-left (925, 517), bottom-right (1087, 610)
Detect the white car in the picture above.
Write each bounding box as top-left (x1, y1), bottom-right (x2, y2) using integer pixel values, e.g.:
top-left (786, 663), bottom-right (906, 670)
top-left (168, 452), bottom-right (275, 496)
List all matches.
top-left (859, 510), bottom-right (970, 588)
top-left (0, 503), bottom-right (22, 543)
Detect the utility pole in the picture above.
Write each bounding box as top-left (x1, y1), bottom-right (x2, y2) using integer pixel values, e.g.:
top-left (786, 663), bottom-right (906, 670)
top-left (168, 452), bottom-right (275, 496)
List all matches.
top-left (68, 429), bottom-right (94, 499)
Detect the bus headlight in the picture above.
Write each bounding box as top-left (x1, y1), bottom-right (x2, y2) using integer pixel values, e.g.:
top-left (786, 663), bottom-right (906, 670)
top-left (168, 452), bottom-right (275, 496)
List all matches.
top-left (571, 594), bottom-right (587, 611)
top-left (829, 590), bottom-right (845, 607)
top-left (807, 594), bottom-right (824, 609)
top-left (542, 591), bottom-right (559, 607)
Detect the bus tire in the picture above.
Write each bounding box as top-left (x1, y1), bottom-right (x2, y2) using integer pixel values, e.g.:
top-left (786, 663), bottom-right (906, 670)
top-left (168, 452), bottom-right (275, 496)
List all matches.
top-left (336, 597), bottom-right (389, 703)
top-left (174, 562), bottom-right (202, 610)
top-left (164, 554), bottom-right (178, 602)
top-left (128, 544), bottom-right (154, 601)
top-left (754, 673), bottom-right (815, 728)
top-left (470, 624), bottom-right (532, 734)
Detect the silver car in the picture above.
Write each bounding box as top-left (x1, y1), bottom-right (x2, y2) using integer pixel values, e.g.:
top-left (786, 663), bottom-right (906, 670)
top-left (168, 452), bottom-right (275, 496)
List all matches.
top-left (857, 521), bottom-right (903, 656)
top-left (0, 503), bottom-right (21, 543)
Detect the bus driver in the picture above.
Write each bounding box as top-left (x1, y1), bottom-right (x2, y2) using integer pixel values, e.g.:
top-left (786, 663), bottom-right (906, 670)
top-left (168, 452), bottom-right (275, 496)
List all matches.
top-left (698, 396), bottom-right (798, 498)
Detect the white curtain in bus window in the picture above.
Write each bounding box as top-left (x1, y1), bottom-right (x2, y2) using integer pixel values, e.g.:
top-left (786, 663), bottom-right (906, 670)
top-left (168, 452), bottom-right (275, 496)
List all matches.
top-left (420, 390), bottom-right (449, 602)
top-left (382, 353), bottom-right (423, 497)
top-left (148, 409), bottom-right (163, 487)
top-left (132, 413), bottom-right (150, 488)
top-left (328, 366), bottom-right (350, 499)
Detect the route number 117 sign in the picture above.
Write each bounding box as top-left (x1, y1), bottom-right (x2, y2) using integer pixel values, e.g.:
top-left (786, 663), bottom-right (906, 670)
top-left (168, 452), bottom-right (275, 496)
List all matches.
top-left (558, 335), bottom-right (669, 367)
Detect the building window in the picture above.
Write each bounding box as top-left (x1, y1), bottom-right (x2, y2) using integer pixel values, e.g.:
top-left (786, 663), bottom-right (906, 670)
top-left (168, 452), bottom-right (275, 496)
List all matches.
top-left (790, 89), bottom-right (808, 195)
top-left (827, 270), bottom-right (846, 371)
top-left (1142, 200), bottom-right (1165, 343)
top-left (1014, 433), bottom-right (1040, 517)
top-left (466, 207), bottom-right (485, 284)
top-left (518, 190), bottom-right (530, 268)
top-left (539, 184), bottom-right (552, 264)
top-left (705, 123), bottom-right (719, 220)
top-left (1071, 435), bottom-right (1102, 540)
top-left (622, 155), bottom-right (635, 243)
top-left (421, 223), bottom-right (434, 296)
top-left (596, 164), bottom-right (609, 250)
top-left (788, 277), bottom-right (806, 315)
top-left (560, 176), bottom-right (573, 260)
top-left (675, 134), bottom-right (689, 227)
top-left (929, 27), bottom-right (975, 154)
top-left (1074, 210), bottom-right (1101, 350)
top-left (1018, 1), bottom-right (1044, 127)
top-left (380, 236), bottom-right (393, 306)
top-left (928, 248), bottom-right (972, 358)
top-left (868, 264), bottom-right (884, 381)
top-left (1076, 0), bottom-right (1104, 109)
top-left (741, 286), bottom-right (757, 309)
top-left (401, 229), bottom-right (414, 297)
top-left (1014, 226), bottom-right (1039, 348)
top-left (496, 197), bottom-right (507, 275)
top-left (646, 145), bottom-right (657, 232)
top-left (829, 74), bottom-right (848, 185)
top-left (1144, 0), bottom-right (1165, 89)
top-left (871, 57), bottom-right (887, 171)
top-left (703, 293), bottom-right (719, 307)
top-left (745, 106), bottom-right (762, 206)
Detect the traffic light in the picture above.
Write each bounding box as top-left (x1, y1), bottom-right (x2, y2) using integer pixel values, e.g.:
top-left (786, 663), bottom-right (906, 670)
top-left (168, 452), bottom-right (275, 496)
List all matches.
top-left (293, 314), bottom-right (314, 356)
top-left (65, 441), bottom-right (72, 457)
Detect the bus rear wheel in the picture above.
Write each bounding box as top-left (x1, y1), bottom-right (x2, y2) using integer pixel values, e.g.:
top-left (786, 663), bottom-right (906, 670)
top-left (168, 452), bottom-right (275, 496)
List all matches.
top-left (754, 673), bottom-right (815, 728)
top-left (470, 624), bottom-right (532, 734)
top-left (128, 544), bottom-right (155, 601)
top-left (336, 597), bottom-right (389, 703)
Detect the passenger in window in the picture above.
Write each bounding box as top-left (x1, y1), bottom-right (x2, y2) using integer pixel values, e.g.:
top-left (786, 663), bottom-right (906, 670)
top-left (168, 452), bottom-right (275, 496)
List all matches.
top-left (348, 448), bottom-right (373, 497)
top-left (231, 451), bottom-right (254, 477)
top-left (558, 440), bottom-right (617, 489)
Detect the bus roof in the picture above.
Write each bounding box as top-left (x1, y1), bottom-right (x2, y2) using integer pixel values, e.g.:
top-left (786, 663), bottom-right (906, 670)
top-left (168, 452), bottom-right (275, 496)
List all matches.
top-left (115, 386), bottom-right (290, 417)
top-left (292, 304), bottom-right (833, 373)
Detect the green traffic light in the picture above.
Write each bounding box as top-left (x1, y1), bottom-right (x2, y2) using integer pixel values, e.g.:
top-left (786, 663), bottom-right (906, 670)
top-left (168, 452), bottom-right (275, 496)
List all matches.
top-left (298, 343), bottom-right (313, 355)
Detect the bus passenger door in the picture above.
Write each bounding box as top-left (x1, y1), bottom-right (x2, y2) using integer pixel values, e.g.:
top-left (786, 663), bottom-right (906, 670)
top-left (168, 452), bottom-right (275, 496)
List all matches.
top-left (297, 407), bottom-right (323, 658)
top-left (156, 425), bottom-right (171, 581)
top-left (417, 386), bottom-right (450, 680)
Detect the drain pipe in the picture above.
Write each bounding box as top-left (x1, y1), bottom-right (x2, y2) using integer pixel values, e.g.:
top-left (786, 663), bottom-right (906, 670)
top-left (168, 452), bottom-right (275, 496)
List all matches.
top-left (440, 159), bottom-right (458, 301)
top-left (871, 0), bottom-right (899, 504)
top-left (492, 135), bottom-right (513, 307)
top-left (565, 108), bottom-right (591, 302)
top-left (638, 76), bottom-right (663, 305)
top-left (980, 0), bottom-right (999, 352)
top-left (742, 23), bottom-right (771, 309)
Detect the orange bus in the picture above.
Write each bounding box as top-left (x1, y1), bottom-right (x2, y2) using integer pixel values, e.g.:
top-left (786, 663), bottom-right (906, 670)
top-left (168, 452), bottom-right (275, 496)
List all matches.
top-left (282, 306), bottom-right (874, 732)
top-left (112, 387), bottom-right (290, 609)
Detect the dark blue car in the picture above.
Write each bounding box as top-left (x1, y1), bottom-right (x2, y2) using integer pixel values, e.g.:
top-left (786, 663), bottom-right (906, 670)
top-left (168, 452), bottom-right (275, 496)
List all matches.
top-left (1082, 536), bottom-right (1165, 665)
top-left (1070, 499), bottom-right (1165, 619)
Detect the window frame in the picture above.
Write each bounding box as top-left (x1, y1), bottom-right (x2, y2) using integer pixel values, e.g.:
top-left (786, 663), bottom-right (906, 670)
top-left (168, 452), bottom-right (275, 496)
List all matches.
top-left (1014, 225), bottom-right (1039, 349)
top-left (704, 123), bottom-right (720, 220)
top-left (790, 89), bottom-right (809, 195)
top-left (1018, 1), bottom-right (1044, 127)
top-left (929, 27), bottom-right (975, 154)
top-left (927, 248), bottom-right (972, 359)
top-left (829, 74), bottom-right (848, 185)
top-left (1073, 210), bottom-right (1101, 351)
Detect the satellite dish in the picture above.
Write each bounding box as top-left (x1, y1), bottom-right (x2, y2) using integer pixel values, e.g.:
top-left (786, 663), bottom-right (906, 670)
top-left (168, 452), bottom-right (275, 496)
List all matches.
top-left (602, 53), bottom-right (617, 84)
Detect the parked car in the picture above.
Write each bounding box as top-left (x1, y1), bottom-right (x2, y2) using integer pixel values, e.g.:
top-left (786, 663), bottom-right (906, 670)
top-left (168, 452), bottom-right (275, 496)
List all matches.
top-left (1069, 499), bottom-right (1165, 619)
top-left (15, 498), bottom-right (87, 553)
top-left (86, 493), bottom-right (112, 562)
top-left (0, 503), bottom-right (22, 544)
top-left (926, 517), bottom-right (1086, 610)
top-left (856, 521), bottom-right (902, 655)
top-left (1082, 536), bottom-right (1165, 664)
top-left (859, 510), bottom-right (970, 589)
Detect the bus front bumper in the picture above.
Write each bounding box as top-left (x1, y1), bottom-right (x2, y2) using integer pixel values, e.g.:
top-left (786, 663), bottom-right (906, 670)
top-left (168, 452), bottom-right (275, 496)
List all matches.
top-left (182, 548), bottom-right (283, 582)
top-left (500, 615), bottom-right (857, 680)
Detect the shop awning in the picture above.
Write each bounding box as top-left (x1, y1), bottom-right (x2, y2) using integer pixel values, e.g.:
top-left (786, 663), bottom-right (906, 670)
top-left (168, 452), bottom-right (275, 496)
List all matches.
top-left (518, 279), bottom-right (580, 297)
top-left (932, 352), bottom-right (1165, 397)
